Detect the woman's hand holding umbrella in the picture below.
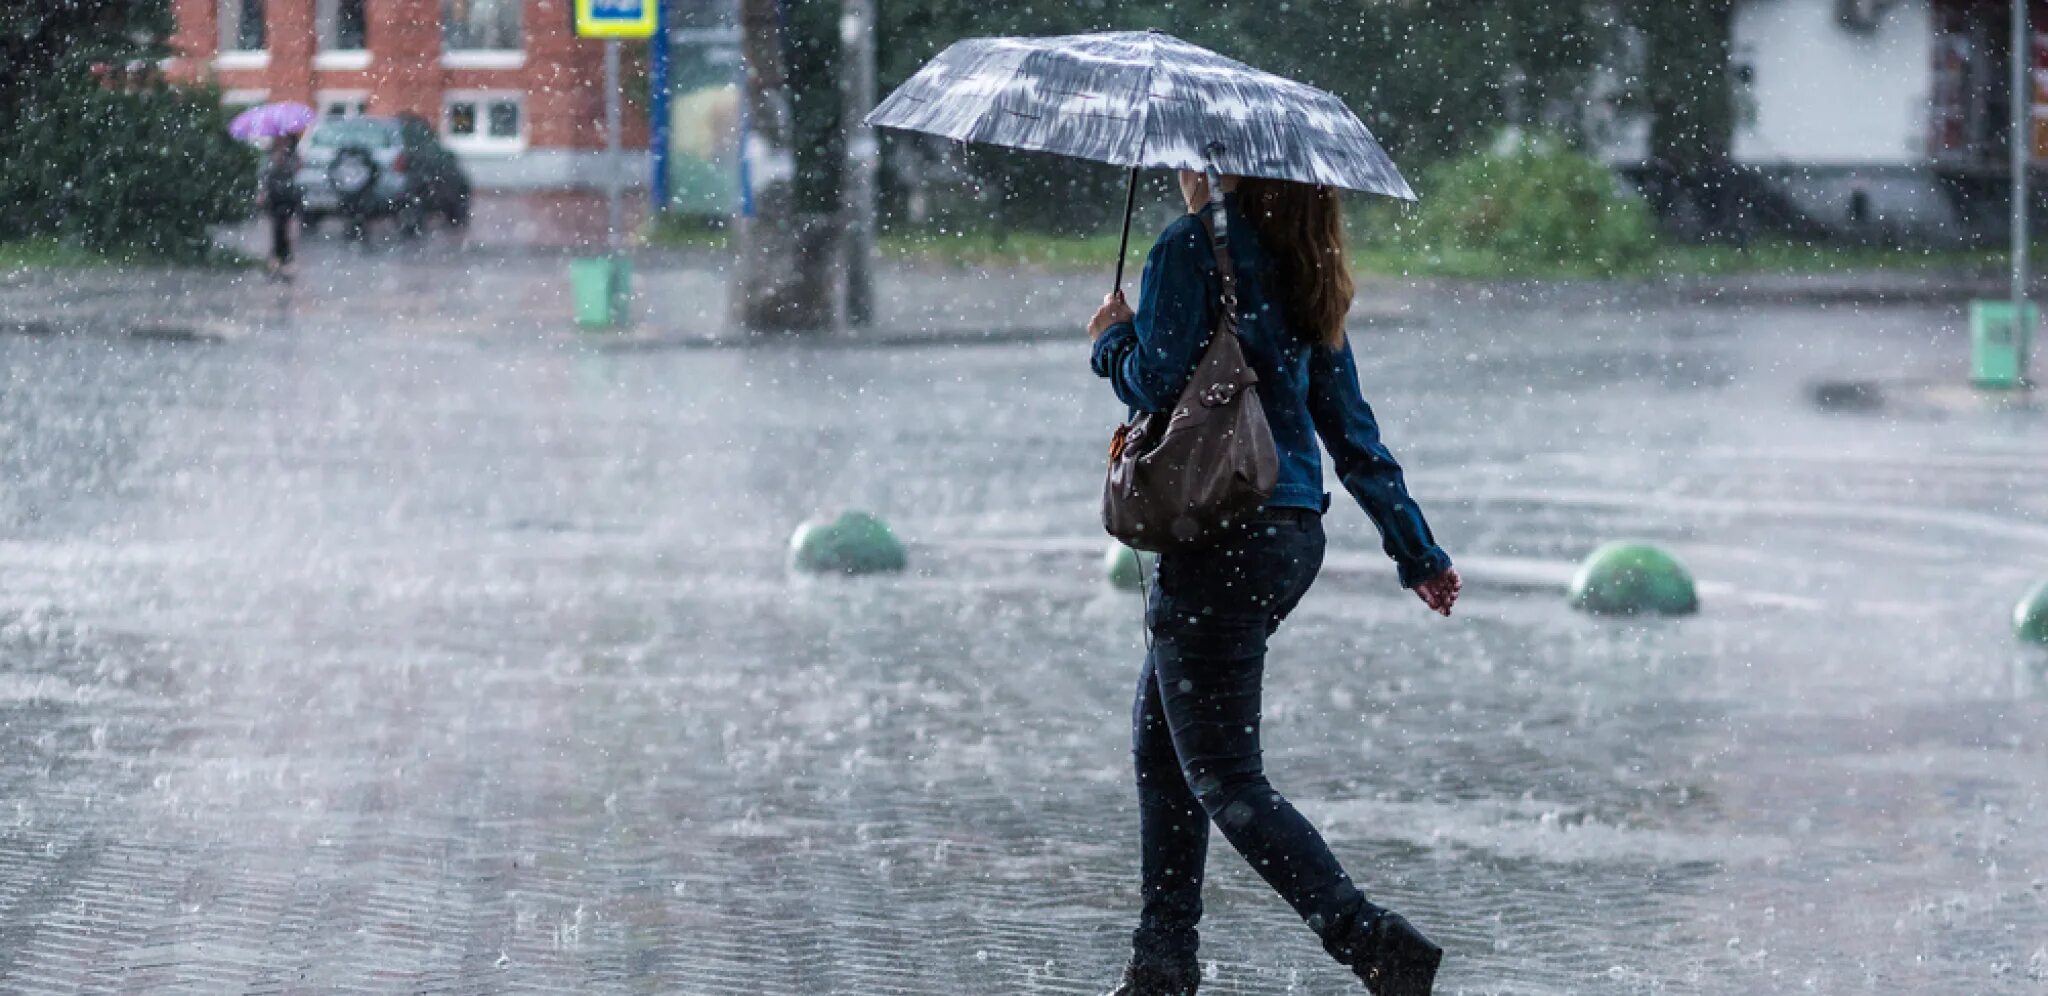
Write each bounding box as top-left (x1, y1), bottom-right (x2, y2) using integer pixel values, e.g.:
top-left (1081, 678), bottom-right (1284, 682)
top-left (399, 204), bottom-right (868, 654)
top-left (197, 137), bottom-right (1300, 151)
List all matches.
top-left (1088, 291), bottom-right (1133, 339)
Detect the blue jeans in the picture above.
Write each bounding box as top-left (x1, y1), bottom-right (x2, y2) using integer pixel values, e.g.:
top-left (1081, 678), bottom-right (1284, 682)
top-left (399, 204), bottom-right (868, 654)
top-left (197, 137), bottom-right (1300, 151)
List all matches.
top-left (1131, 507), bottom-right (1377, 971)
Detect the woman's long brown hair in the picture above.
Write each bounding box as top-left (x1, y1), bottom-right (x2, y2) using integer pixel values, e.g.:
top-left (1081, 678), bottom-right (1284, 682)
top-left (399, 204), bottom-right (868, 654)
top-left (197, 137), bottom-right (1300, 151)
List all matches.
top-left (1234, 177), bottom-right (1353, 349)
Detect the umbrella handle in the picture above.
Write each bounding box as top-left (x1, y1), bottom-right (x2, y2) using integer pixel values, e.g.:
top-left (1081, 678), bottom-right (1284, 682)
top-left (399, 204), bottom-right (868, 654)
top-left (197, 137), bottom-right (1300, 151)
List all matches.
top-left (1202, 142), bottom-right (1228, 241)
top-left (1111, 165), bottom-right (1139, 296)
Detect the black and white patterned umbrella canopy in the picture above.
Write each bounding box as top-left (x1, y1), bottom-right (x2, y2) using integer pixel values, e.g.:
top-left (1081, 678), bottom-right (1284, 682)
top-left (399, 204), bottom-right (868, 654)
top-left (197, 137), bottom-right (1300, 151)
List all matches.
top-left (866, 29), bottom-right (1415, 200)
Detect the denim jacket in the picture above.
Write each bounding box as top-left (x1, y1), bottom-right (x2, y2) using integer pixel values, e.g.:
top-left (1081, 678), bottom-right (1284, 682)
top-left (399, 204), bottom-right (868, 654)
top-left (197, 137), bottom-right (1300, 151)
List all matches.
top-left (1090, 200), bottom-right (1452, 587)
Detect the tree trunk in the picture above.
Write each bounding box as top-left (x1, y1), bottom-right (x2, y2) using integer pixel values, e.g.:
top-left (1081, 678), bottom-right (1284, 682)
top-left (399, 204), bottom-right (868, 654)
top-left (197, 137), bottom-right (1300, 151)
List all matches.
top-left (840, 0), bottom-right (877, 326)
top-left (1639, 0), bottom-right (1745, 240)
top-left (1642, 0), bottom-right (1736, 174)
top-left (734, 0), bottom-right (845, 332)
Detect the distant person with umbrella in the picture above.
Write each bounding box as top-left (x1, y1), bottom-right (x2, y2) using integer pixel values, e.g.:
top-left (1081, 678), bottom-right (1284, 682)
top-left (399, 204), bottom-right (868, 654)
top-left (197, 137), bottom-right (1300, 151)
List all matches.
top-left (870, 32), bottom-right (1459, 996)
top-left (230, 101), bottom-right (316, 279)
top-left (257, 133), bottom-right (305, 278)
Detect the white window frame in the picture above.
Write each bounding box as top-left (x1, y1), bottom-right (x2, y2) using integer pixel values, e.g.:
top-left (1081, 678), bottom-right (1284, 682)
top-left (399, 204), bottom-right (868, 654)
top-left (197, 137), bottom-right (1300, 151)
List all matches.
top-left (215, 51), bottom-right (271, 70)
top-left (314, 51), bottom-right (373, 70)
top-left (441, 89), bottom-right (527, 154)
top-left (216, 0), bottom-right (267, 58)
top-left (316, 89), bottom-right (371, 121)
top-left (441, 50), bottom-right (525, 69)
top-left (441, 0), bottom-right (523, 66)
top-left (316, 0), bottom-right (371, 61)
top-left (222, 88), bottom-right (270, 109)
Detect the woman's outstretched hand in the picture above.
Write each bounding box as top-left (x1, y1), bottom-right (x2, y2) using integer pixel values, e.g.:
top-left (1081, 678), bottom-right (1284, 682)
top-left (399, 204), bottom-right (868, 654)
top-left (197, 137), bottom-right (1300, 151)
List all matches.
top-left (1088, 290), bottom-right (1134, 339)
top-left (1414, 567), bottom-right (1461, 617)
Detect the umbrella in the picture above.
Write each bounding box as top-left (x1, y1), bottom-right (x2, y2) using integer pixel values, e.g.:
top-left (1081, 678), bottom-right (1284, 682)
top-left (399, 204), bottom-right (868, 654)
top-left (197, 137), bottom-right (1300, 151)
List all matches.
top-left (865, 29), bottom-right (1414, 291)
top-left (229, 101), bottom-right (317, 142)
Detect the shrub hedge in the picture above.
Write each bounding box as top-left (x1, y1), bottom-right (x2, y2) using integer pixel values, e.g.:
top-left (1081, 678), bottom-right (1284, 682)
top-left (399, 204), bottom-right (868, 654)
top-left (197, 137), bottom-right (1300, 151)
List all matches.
top-left (1401, 132), bottom-right (1658, 274)
top-left (0, 76), bottom-right (256, 260)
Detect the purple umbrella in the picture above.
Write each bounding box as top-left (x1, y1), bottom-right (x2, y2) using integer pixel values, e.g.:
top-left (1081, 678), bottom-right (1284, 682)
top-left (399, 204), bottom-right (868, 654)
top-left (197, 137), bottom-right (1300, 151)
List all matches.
top-left (229, 101), bottom-right (317, 142)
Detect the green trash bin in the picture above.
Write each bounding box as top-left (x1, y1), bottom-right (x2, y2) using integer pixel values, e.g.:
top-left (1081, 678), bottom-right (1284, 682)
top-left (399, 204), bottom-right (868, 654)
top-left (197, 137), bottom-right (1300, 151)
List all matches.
top-left (570, 256), bottom-right (632, 328)
top-left (1969, 300), bottom-right (2035, 389)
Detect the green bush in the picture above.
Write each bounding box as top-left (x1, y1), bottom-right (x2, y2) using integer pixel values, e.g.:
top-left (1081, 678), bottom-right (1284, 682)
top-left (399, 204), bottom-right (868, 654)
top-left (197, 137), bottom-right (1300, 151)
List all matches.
top-left (0, 77), bottom-right (256, 260)
top-left (1400, 132), bottom-right (1658, 275)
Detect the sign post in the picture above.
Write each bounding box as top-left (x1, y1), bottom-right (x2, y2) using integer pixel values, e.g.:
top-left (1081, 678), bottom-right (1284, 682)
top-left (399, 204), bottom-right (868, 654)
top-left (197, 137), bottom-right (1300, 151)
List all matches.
top-left (1973, 0), bottom-right (2038, 386)
top-left (1971, 0), bottom-right (2038, 387)
top-left (648, 0), bottom-right (671, 210)
top-left (606, 38), bottom-right (622, 250)
top-left (570, 0), bottom-right (658, 328)
top-left (2013, 0), bottom-right (2030, 323)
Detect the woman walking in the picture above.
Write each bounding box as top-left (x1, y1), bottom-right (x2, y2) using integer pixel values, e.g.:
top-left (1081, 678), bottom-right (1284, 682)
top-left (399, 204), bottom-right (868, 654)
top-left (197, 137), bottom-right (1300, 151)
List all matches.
top-left (258, 133), bottom-right (304, 279)
top-left (1088, 171), bottom-right (1461, 996)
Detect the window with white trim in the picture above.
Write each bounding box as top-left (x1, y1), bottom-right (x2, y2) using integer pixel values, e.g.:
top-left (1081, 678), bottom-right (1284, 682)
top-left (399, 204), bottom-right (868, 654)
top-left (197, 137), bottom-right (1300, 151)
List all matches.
top-left (222, 88), bottom-right (270, 110)
top-left (317, 0), bottom-right (368, 52)
top-left (442, 0), bottom-right (520, 53)
top-left (443, 91), bottom-right (525, 152)
top-left (218, 0), bottom-right (266, 52)
top-left (317, 90), bottom-right (370, 121)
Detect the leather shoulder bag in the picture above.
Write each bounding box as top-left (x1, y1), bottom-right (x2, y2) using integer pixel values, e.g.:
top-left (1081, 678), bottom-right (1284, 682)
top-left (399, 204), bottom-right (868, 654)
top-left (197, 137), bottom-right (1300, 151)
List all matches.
top-left (1102, 202), bottom-right (1279, 552)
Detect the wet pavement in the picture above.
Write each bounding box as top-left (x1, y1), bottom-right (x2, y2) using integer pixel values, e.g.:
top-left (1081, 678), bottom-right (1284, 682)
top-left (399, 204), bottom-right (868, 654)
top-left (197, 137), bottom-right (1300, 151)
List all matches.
top-left (7, 193), bottom-right (2040, 350)
top-left (0, 194), bottom-right (1094, 347)
top-left (2, 228), bottom-right (2047, 994)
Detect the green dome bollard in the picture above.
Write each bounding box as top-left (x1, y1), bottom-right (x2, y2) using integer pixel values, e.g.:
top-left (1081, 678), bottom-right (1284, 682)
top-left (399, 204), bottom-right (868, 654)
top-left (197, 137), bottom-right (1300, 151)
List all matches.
top-left (1105, 542), bottom-right (1153, 591)
top-left (1568, 542), bottom-right (1699, 616)
top-left (790, 511), bottom-right (907, 575)
top-left (2015, 581), bottom-right (2048, 645)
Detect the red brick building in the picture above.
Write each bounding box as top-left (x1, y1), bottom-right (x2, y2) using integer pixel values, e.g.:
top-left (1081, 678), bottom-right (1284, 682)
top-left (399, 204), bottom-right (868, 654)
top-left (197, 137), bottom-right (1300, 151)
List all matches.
top-left (167, 0), bottom-right (649, 188)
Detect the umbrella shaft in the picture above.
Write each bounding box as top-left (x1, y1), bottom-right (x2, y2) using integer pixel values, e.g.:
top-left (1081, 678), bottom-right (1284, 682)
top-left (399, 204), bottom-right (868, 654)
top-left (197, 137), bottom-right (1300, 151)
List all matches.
top-left (1112, 166), bottom-right (1139, 295)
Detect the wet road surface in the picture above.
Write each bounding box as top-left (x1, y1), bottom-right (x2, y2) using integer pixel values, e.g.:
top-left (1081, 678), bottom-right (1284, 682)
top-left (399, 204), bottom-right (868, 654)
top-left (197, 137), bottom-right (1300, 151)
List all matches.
top-left (2, 239), bottom-right (2046, 994)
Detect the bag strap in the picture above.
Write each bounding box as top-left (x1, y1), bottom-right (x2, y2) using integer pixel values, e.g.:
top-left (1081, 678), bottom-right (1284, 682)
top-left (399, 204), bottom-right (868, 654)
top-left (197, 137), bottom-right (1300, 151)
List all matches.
top-left (1200, 148), bottom-right (1239, 317)
top-left (1191, 204), bottom-right (1258, 394)
top-left (1195, 203), bottom-right (1239, 319)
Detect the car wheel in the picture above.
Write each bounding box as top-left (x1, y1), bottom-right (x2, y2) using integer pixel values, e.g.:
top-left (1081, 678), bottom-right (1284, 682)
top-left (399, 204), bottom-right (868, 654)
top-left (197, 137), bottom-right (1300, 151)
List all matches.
top-left (396, 201), bottom-right (427, 239)
top-left (327, 147), bottom-right (380, 200)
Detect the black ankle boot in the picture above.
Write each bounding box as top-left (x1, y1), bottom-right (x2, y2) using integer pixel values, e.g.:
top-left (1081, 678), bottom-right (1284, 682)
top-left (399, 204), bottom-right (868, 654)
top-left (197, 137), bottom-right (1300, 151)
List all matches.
top-left (1110, 925), bottom-right (1198, 995)
top-left (1348, 909), bottom-right (1441, 996)
top-left (1103, 960), bottom-right (1199, 996)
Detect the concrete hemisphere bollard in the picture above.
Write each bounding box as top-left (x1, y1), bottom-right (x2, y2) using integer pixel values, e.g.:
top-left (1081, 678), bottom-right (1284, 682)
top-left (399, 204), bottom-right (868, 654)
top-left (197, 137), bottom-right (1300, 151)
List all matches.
top-left (1568, 541), bottom-right (1699, 616)
top-left (2015, 580), bottom-right (2048, 645)
top-left (1105, 541), bottom-right (1152, 591)
top-left (790, 511), bottom-right (908, 575)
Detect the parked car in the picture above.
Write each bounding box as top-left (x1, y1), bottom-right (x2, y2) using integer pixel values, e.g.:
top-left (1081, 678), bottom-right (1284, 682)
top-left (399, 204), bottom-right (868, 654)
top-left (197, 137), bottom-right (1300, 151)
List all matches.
top-left (295, 115), bottom-right (471, 236)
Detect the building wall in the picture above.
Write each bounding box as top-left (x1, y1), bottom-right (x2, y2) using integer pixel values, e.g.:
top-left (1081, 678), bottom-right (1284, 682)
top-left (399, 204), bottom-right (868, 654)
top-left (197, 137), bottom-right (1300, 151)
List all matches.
top-left (167, 0), bottom-right (649, 189)
top-left (1598, 0), bottom-right (1969, 241)
top-left (1730, 0), bottom-right (1936, 164)
top-left (1733, 0), bottom-right (1960, 240)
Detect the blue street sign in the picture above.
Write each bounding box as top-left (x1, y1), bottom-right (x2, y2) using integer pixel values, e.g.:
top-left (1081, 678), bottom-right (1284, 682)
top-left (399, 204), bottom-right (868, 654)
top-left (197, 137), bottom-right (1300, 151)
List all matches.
top-left (576, 0), bottom-right (656, 39)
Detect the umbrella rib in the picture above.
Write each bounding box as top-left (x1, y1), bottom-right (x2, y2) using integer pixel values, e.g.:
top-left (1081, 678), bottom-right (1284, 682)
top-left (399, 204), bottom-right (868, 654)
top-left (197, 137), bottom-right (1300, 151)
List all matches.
top-left (999, 107), bottom-right (1133, 122)
top-left (1133, 33), bottom-right (1158, 168)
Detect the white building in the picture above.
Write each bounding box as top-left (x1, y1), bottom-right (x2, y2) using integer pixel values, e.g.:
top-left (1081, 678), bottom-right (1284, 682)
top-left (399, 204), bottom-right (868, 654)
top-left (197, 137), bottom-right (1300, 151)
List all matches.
top-left (1606, 0), bottom-right (2036, 242)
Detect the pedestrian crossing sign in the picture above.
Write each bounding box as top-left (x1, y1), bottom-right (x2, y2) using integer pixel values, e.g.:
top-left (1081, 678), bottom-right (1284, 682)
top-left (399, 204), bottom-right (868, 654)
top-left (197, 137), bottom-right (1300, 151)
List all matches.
top-left (575, 0), bottom-right (656, 39)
